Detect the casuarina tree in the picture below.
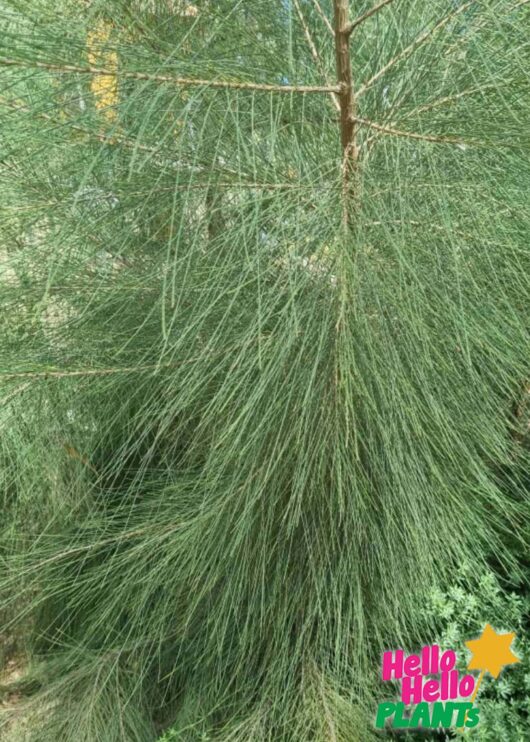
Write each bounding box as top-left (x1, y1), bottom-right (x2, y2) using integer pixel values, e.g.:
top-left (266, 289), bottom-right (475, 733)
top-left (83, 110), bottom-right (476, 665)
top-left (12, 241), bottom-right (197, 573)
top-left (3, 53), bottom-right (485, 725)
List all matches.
top-left (0, 1), bottom-right (529, 739)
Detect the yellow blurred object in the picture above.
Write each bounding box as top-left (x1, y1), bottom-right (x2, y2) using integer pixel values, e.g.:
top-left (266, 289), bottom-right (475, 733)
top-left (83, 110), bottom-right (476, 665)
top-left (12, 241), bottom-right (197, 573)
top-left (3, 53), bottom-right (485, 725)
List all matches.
top-left (181, 3), bottom-right (199, 17)
top-left (87, 20), bottom-right (118, 124)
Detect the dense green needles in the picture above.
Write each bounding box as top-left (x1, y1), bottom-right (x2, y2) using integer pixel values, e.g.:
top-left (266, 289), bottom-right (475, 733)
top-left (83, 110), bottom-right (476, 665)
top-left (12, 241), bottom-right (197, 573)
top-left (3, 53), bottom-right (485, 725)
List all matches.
top-left (0, 1), bottom-right (529, 740)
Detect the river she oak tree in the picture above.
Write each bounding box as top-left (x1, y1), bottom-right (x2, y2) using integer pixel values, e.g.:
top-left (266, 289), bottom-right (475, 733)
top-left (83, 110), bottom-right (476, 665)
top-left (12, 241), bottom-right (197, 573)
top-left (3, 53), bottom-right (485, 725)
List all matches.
top-left (0, 1), bottom-right (529, 740)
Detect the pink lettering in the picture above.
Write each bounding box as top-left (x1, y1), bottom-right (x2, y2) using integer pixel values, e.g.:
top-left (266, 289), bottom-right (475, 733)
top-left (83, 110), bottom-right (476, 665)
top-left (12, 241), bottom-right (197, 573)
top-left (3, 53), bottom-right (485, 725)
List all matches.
top-left (382, 650), bottom-right (404, 681)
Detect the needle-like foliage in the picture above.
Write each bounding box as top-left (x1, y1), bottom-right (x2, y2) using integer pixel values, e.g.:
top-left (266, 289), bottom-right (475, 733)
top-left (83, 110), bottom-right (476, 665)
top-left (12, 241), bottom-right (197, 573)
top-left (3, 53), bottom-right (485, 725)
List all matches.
top-left (0, 1), bottom-right (529, 740)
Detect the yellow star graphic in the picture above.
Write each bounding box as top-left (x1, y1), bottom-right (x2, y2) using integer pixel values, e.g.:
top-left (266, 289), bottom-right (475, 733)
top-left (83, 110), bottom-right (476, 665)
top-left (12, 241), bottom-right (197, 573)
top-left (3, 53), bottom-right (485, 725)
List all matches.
top-left (465, 623), bottom-right (520, 679)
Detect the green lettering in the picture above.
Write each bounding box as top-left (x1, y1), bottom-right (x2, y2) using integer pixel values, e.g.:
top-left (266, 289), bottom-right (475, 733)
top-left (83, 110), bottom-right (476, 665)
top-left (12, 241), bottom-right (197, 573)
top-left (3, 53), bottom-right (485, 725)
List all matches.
top-left (465, 707), bottom-right (480, 729)
top-left (409, 702), bottom-right (431, 728)
top-left (393, 702), bottom-right (410, 728)
top-left (454, 702), bottom-right (473, 727)
top-left (431, 701), bottom-right (455, 728)
top-left (375, 702), bottom-right (395, 729)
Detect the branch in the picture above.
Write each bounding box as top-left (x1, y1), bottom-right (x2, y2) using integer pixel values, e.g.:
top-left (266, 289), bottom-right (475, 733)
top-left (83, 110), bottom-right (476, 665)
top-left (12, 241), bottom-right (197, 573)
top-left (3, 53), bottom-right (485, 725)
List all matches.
top-left (0, 57), bottom-right (341, 95)
top-left (0, 95), bottom-right (237, 177)
top-left (293, 0), bottom-right (340, 111)
top-left (0, 383), bottom-right (31, 407)
top-left (346, 0), bottom-right (397, 35)
top-left (361, 84), bottom-right (499, 153)
top-left (310, 0), bottom-right (334, 36)
top-left (357, 1), bottom-right (475, 96)
top-left (0, 343), bottom-right (258, 381)
top-left (0, 365), bottom-right (166, 380)
top-left (402, 83), bottom-right (498, 119)
top-left (365, 219), bottom-right (475, 240)
top-left (354, 115), bottom-right (480, 146)
top-left (1, 98), bottom-right (319, 191)
top-left (441, 0), bottom-right (526, 70)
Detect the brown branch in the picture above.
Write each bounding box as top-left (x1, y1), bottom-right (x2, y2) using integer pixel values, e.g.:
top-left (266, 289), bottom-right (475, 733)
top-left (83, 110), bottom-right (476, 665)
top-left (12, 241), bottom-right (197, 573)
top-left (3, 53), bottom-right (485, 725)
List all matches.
top-left (333, 0), bottom-right (358, 228)
top-left (357, 1), bottom-right (475, 96)
top-left (0, 57), bottom-right (340, 94)
top-left (310, 0), bottom-right (334, 36)
top-left (354, 115), bottom-right (480, 146)
top-left (403, 84), bottom-right (498, 119)
top-left (293, 0), bottom-right (340, 111)
top-left (346, 0), bottom-right (397, 35)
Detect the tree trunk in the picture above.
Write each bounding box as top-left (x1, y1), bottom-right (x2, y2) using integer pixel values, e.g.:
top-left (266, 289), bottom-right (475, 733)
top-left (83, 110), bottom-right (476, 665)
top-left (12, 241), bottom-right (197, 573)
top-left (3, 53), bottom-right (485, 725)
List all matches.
top-left (333, 0), bottom-right (358, 226)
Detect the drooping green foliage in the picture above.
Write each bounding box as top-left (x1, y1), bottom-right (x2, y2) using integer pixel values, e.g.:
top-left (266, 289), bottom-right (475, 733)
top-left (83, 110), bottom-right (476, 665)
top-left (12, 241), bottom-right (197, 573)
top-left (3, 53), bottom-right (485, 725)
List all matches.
top-left (0, 1), bottom-right (529, 739)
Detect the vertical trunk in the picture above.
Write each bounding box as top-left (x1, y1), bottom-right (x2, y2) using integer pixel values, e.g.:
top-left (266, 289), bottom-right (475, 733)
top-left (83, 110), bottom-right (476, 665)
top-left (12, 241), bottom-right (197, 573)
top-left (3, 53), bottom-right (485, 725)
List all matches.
top-left (333, 0), bottom-right (357, 226)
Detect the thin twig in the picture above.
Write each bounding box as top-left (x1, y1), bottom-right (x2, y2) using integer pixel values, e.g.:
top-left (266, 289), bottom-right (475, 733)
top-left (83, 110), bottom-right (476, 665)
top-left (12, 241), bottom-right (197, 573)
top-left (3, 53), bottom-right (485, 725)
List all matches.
top-left (403, 83), bottom-right (498, 118)
top-left (1, 97), bottom-right (321, 191)
top-left (363, 83), bottom-right (498, 153)
top-left (293, 0), bottom-right (340, 111)
top-left (1, 364), bottom-right (169, 380)
top-left (354, 115), bottom-right (480, 146)
top-left (0, 382), bottom-right (31, 407)
top-left (310, 0), bottom-right (334, 36)
top-left (0, 96), bottom-right (241, 177)
top-left (0, 57), bottom-right (341, 94)
top-left (442, 0), bottom-right (526, 66)
top-left (145, 181), bottom-right (310, 191)
top-left (365, 219), bottom-right (475, 240)
top-left (357, 1), bottom-right (475, 96)
top-left (17, 523), bottom-right (180, 574)
top-left (0, 361), bottom-right (203, 381)
top-left (0, 342), bottom-right (256, 381)
top-left (347, 0), bottom-right (397, 35)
